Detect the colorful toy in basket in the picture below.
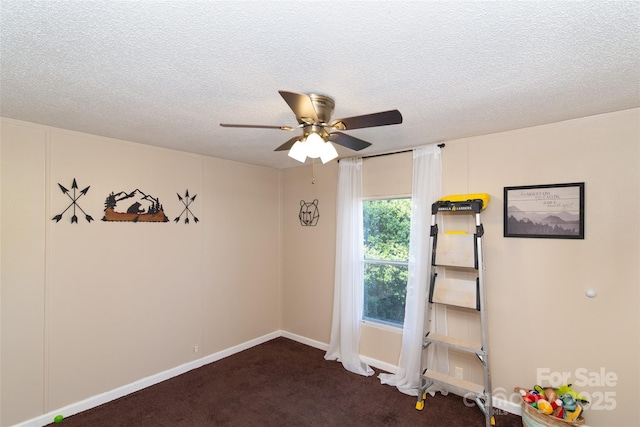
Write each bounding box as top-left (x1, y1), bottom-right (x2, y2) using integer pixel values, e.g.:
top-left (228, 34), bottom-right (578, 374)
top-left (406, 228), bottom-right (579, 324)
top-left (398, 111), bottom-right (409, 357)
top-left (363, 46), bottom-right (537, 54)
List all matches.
top-left (555, 384), bottom-right (589, 403)
top-left (516, 385), bottom-right (586, 425)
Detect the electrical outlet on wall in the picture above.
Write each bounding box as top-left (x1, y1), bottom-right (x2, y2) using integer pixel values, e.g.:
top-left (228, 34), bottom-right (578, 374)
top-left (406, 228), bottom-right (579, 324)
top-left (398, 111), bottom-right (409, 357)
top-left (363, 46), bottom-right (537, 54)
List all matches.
top-left (455, 366), bottom-right (463, 380)
top-left (193, 345), bottom-right (199, 354)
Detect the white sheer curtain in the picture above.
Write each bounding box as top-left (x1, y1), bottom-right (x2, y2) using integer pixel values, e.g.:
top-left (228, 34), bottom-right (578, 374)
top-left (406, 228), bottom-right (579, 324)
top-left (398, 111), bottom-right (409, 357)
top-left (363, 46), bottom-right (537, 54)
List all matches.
top-left (379, 144), bottom-right (446, 395)
top-left (325, 157), bottom-right (374, 376)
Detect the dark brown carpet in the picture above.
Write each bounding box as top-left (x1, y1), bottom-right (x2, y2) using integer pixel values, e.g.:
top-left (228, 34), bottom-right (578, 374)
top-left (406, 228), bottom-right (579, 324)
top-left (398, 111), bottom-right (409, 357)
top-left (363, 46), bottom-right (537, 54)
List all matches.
top-left (47, 337), bottom-right (522, 426)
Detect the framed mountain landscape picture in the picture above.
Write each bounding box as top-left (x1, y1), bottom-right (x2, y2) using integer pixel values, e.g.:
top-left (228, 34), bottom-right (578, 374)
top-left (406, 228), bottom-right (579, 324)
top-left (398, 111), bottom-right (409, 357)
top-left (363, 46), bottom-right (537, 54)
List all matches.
top-left (504, 182), bottom-right (585, 239)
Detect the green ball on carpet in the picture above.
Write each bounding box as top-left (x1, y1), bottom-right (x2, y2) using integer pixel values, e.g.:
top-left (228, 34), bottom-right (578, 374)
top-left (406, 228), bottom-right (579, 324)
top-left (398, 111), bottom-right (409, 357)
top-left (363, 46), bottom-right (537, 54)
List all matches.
top-left (54, 414), bottom-right (64, 423)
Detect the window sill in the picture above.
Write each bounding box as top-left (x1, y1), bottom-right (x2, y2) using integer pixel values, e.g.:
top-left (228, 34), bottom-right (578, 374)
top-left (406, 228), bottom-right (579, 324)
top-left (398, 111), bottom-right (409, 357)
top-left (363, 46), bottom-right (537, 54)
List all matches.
top-left (361, 319), bottom-right (403, 334)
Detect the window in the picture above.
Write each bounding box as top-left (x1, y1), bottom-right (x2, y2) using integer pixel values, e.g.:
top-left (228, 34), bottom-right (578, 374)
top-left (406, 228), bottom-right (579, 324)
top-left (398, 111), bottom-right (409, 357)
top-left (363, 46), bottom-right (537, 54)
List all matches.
top-left (363, 198), bottom-right (411, 327)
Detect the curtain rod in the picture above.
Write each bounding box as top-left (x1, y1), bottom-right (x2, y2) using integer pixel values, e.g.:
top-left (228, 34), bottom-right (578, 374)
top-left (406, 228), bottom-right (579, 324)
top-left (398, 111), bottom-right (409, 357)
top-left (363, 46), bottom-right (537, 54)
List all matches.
top-left (338, 143), bottom-right (445, 162)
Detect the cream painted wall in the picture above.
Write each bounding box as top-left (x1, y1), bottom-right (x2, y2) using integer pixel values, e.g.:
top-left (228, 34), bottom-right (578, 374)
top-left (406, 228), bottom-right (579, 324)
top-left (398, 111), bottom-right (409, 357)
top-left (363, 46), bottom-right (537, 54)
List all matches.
top-left (201, 157), bottom-right (282, 353)
top-left (1, 119), bottom-right (281, 426)
top-left (281, 109), bottom-right (640, 426)
top-left (1, 122), bottom-right (47, 423)
top-left (282, 163), bottom-right (338, 343)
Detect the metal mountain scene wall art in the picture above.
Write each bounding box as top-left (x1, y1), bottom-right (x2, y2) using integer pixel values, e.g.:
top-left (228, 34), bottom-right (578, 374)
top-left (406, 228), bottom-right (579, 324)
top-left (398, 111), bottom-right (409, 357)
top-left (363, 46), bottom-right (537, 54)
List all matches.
top-left (102, 188), bottom-right (168, 222)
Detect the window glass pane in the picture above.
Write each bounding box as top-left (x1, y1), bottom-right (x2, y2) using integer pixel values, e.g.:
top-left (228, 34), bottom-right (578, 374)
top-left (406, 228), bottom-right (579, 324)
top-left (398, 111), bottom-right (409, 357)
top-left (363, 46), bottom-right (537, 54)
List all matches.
top-left (362, 198), bottom-right (411, 327)
top-left (363, 199), bottom-right (411, 262)
top-left (364, 263), bottom-right (408, 326)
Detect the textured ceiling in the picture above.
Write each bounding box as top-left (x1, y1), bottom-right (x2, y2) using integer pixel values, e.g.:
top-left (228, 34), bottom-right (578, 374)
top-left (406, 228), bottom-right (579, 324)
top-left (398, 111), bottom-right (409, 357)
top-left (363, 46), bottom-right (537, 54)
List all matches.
top-left (1, 1), bottom-right (639, 169)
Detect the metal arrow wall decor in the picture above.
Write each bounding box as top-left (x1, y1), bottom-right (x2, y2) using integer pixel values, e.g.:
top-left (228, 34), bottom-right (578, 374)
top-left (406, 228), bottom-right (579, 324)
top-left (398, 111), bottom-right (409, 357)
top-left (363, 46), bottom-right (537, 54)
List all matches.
top-left (174, 190), bottom-right (199, 224)
top-left (52, 178), bottom-right (94, 224)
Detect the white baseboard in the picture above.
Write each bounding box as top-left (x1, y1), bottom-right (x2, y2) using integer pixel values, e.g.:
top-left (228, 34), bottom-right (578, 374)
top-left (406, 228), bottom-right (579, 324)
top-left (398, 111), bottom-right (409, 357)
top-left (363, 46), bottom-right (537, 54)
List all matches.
top-left (360, 355), bottom-right (399, 374)
top-left (13, 331), bottom-right (281, 427)
top-left (13, 330), bottom-right (519, 426)
top-left (493, 396), bottom-right (521, 417)
top-left (281, 331), bottom-right (399, 374)
top-left (280, 330), bottom-right (328, 351)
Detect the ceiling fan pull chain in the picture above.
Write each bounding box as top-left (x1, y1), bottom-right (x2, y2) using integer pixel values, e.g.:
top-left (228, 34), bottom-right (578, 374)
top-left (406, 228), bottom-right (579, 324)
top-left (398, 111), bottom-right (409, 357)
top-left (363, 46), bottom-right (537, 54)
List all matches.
top-left (312, 158), bottom-right (316, 184)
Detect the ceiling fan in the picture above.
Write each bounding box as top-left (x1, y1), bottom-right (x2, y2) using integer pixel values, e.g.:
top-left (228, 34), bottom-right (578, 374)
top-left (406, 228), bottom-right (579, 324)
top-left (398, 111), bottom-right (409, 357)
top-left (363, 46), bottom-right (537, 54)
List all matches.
top-left (220, 90), bottom-right (403, 164)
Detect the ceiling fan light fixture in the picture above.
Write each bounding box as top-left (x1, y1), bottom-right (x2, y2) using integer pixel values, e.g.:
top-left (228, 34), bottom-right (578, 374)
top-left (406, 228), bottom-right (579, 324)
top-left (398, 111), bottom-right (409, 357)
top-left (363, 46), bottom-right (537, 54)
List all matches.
top-left (320, 141), bottom-right (339, 164)
top-left (305, 132), bottom-right (325, 159)
top-left (288, 140), bottom-right (307, 163)
top-left (288, 132), bottom-right (339, 164)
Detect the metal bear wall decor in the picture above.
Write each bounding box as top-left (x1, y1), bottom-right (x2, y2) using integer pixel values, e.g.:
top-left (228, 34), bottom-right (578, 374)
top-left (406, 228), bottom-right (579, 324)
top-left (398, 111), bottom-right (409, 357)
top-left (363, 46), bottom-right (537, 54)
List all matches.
top-left (299, 199), bottom-right (319, 226)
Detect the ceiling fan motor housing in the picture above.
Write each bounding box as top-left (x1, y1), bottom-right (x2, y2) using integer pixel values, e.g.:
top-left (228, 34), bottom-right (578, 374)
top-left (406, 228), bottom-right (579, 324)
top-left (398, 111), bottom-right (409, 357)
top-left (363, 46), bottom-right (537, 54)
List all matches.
top-left (306, 93), bottom-right (335, 124)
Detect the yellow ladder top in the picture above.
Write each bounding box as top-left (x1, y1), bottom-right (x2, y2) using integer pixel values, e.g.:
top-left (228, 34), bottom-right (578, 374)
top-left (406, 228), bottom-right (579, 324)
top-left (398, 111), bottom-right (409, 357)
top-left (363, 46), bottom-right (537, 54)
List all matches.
top-left (438, 193), bottom-right (490, 210)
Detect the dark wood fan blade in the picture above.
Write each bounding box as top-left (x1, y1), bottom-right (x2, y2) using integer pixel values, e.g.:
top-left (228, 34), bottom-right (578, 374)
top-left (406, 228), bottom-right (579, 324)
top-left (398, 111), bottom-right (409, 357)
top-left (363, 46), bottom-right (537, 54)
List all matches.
top-left (327, 132), bottom-right (372, 151)
top-left (220, 123), bottom-right (294, 130)
top-left (278, 91), bottom-right (319, 123)
top-left (330, 110), bottom-right (402, 130)
top-left (274, 136), bottom-right (301, 152)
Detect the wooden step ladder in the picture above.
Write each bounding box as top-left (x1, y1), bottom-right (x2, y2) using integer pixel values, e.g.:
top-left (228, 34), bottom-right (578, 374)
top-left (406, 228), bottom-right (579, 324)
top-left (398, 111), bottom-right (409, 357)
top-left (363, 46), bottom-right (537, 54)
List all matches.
top-left (416, 194), bottom-right (495, 427)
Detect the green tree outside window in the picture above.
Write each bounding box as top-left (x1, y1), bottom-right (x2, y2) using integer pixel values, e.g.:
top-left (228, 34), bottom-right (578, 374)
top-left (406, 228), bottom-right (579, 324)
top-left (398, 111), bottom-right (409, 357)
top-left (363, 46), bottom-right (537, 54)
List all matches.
top-left (363, 198), bottom-right (411, 326)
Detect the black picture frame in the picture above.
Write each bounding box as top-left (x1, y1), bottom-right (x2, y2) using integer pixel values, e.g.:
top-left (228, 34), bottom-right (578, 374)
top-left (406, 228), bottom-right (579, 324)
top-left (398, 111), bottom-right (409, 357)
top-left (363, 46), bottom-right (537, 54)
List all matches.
top-left (504, 182), bottom-right (585, 239)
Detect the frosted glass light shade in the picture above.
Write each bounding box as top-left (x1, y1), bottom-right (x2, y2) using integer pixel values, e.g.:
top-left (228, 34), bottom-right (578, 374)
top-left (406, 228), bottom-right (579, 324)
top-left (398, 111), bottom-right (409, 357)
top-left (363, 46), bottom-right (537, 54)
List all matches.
top-left (287, 133), bottom-right (339, 164)
top-left (288, 140), bottom-right (307, 163)
top-left (320, 142), bottom-right (339, 164)
top-left (305, 132), bottom-right (324, 158)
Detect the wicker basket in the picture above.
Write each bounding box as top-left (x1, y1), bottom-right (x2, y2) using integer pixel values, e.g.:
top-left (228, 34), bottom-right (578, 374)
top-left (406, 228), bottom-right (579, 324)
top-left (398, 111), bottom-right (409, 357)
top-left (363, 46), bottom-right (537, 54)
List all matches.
top-left (515, 388), bottom-right (586, 427)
